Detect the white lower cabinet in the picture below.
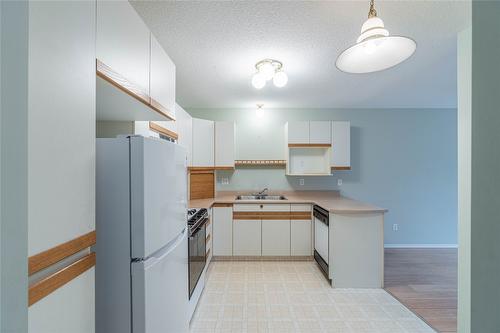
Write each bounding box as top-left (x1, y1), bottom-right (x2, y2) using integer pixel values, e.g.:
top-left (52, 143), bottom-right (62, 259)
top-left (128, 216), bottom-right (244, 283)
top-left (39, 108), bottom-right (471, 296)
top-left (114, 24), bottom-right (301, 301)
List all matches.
top-left (291, 220), bottom-right (312, 256)
top-left (233, 220), bottom-right (261, 256)
top-left (212, 206), bottom-right (232, 256)
top-left (262, 220), bottom-right (290, 256)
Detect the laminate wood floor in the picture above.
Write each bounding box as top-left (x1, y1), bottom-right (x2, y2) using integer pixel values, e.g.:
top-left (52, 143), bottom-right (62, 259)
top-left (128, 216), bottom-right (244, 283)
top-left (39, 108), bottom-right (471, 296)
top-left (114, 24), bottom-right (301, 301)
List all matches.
top-left (384, 248), bottom-right (458, 333)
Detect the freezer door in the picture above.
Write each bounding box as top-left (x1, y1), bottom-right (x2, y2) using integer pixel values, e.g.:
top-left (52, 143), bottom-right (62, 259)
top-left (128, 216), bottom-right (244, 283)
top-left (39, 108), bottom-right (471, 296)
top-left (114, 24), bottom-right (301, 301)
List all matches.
top-left (132, 228), bottom-right (189, 333)
top-left (130, 136), bottom-right (188, 258)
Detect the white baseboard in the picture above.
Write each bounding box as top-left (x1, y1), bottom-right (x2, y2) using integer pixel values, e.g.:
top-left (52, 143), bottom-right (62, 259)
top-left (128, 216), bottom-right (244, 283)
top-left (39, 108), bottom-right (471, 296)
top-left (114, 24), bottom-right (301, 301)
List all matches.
top-left (384, 244), bottom-right (458, 249)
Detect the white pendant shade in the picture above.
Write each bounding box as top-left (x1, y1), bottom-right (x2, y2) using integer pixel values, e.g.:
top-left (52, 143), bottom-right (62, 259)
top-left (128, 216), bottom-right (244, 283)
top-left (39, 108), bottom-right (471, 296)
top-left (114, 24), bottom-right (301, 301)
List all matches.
top-left (336, 2), bottom-right (416, 74)
top-left (336, 36), bottom-right (416, 74)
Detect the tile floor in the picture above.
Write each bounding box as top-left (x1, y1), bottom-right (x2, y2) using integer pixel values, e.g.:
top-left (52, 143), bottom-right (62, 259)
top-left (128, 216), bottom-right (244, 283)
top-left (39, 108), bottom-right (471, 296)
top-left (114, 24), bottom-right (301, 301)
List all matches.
top-left (190, 261), bottom-right (435, 333)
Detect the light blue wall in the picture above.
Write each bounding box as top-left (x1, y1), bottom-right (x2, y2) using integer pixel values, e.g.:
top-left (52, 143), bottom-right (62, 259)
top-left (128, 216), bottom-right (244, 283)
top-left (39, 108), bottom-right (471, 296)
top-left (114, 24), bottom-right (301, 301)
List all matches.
top-left (189, 108), bottom-right (458, 246)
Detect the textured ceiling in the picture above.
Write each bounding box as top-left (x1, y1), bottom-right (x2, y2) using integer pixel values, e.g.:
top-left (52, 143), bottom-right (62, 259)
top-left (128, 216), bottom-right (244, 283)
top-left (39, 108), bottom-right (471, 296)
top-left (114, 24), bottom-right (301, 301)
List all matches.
top-left (131, 1), bottom-right (469, 109)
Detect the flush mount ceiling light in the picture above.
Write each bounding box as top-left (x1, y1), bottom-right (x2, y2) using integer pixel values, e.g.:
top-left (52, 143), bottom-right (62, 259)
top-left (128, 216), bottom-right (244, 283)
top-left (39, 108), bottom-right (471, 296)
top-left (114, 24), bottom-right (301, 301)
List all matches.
top-left (252, 59), bottom-right (288, 89)
top-left (255, 104), bottom-right (264, 118)
top-left (336, 0), bottom-right (416, 74)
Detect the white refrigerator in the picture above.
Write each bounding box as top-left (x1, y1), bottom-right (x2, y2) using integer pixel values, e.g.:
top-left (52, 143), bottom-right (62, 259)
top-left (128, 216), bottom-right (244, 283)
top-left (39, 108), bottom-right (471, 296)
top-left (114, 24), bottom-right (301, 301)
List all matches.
top-left (96, 136), bottom-right (189, 333)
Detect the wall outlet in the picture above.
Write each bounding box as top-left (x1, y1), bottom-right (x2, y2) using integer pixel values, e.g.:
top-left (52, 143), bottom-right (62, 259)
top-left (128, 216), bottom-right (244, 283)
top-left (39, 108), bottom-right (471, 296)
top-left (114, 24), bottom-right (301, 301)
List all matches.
top-left (337, 179), bottom-right (343, 186)
top-left (299, 179), bottom-right (305, 186)
top-left (392, 224), bottom-right (399, 231)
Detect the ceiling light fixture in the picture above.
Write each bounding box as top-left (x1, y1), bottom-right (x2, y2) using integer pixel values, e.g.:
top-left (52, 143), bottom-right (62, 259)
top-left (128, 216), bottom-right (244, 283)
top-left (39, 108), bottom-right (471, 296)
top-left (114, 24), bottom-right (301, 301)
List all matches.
top-left (335, 0), bottom-right (416, 74)
top-left (251, 59), bottom-right (288, 89)
top-left (256, 104), bottom-right (264, 118)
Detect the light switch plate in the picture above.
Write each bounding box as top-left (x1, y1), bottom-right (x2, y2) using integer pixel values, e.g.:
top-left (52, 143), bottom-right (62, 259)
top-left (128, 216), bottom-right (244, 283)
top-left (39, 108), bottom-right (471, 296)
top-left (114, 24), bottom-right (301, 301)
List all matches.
top-left (299, 179), bottom-right (305, 186)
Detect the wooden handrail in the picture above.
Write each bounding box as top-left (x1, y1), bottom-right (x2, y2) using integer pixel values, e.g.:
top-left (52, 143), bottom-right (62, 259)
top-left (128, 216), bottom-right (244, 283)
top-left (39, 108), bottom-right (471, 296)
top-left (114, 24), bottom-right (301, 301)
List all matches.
top-left (29, 231), bottom-right (96, 276)
top-left (29, 253), bottom-right (96, 306)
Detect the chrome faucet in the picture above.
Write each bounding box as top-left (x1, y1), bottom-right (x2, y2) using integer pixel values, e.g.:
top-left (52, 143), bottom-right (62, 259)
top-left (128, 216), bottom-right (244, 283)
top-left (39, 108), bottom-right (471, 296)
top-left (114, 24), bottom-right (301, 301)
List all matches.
top-left (254, 188), bottom-right (268, 196)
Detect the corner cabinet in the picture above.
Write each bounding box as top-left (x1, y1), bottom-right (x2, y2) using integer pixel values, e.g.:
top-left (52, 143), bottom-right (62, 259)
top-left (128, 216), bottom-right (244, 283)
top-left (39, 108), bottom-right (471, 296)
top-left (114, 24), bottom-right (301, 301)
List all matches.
top-left (331, 121), bottom-right (351, 170)
top-left (192, 118), bottom-right (215, 167)
top-left (215, 121), bottom-right (235, 169)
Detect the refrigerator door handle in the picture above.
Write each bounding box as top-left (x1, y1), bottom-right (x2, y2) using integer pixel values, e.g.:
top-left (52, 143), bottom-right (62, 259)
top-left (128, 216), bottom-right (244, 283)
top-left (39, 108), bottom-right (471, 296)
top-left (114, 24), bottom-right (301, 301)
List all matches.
top-left (143, 228), bottom-right (187, 269)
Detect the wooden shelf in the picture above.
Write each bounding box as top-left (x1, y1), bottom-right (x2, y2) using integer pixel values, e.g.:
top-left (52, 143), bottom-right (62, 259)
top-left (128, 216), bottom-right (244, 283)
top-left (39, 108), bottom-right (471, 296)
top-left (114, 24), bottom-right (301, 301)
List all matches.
top-left (235, 160), bottom-right (286, 167)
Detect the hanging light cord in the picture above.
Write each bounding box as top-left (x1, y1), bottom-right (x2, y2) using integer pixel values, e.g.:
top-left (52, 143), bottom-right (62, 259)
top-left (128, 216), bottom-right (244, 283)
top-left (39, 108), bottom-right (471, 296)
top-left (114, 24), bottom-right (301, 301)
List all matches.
top-left (368, 0), bottom-right (378, 18)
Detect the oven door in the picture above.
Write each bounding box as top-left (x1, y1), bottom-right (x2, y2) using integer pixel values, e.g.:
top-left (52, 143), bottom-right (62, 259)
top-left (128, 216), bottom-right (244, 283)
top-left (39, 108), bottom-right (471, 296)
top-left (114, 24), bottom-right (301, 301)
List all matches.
top-left (188, 219), bottom-right (207, 299)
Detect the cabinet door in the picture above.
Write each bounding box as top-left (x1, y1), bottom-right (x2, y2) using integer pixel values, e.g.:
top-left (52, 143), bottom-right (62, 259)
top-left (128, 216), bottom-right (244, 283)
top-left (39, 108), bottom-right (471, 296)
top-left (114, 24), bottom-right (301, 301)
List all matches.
top-left (212, 207), bottom-right (232, 256)
top-left (262, 220), bottom-right (290, 256)
top-left (215, 121), bottom-right (235, 167)
top-left (175, 104), bottom-right (192, 166)
top-left (97, 0), bottom-right (150, 93)
top-left (287, 121), bottom-right (309, 144)
top-left (331, 121), bottom-right (351, 167)
top-left (192, 118), bottom-right (214, 167)
top-left (233, 220), bottom-right (261, 256)
top-left (309, 121), bottom-right (331, 144)
top-left (291, 220), bottom-right (312, 256)
top-left (150, 35), bottom-right (176, 116)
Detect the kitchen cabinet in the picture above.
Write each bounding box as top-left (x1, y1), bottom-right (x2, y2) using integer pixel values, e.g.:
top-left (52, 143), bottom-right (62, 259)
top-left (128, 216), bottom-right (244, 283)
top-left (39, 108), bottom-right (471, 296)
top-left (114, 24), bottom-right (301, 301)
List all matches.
top-left (233, 220), bottom-right (261, 256)
top-left (215, 121), bottom-right (235, 168)
top-left (150, 34), bottom-right (176, 116)
top-left (331, 121), bottom-right (351, 168)
top-left (310, 121), bottom-right (331, 144)
top-left (290, 204), bottom-right (312, 256)
top-left (97, 0), bottom-right (150, 94)
top-left (192, 118), bottom-right (214, 167)
top-left (212, 206), bottom-right (232, 256)
top-left (176, 104), bottom-right (193, 166)
top-left (286, 121), bottom-right (309, 144)
top-left (291, 220), bottom-right (312, 256)
top-left (262, 220), bottom-right (290, 256)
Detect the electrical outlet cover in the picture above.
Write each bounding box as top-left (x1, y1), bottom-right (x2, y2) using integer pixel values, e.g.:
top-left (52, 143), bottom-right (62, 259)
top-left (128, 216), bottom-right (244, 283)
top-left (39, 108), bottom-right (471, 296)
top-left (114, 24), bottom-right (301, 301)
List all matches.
top-left (337, 179), bottom-right (343, 186)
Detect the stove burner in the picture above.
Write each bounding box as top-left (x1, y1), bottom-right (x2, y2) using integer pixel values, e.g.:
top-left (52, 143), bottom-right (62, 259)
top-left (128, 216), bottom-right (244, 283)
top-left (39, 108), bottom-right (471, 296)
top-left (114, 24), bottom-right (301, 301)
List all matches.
top-left (187, 208), bottom-right (208, 233)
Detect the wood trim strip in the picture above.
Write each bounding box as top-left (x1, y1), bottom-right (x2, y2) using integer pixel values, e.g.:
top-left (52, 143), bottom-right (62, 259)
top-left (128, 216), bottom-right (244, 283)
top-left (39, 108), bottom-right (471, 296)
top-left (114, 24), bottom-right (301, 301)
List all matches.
top-left (288, 143), bottom-right (332, 148)
top-left (149, 122), bottom-right (178, 140)
top-left (213, 166), bottom-right (235, 170)
top-left (235, 160), bottom-right (286, 167)
top-left (233, 212), bottom-right (311, 220)
top-left (150, 98), bottom-right (176, 121)
top-left (96, 60), bottom-right (175, 121)
top-left (188, 167), bottom-right (215, 172)
top-left (331, 166), bottom-right (351, 171)
top-left (206, 248), bottom-right (211, 258)
top-left (212, 203), bottom-right (233, 207)
top-left (205, 234), bottom-right (211, 244)
top-left (29, 231), bottom-right (96, 276)
top-left (28, 253), bottom-right (96, 306)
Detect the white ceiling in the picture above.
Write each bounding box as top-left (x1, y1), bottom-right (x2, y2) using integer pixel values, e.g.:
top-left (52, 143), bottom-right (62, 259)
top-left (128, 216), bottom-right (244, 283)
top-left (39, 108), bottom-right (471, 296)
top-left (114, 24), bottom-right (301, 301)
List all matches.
top-left (131, 1), bottom-right (469, 109)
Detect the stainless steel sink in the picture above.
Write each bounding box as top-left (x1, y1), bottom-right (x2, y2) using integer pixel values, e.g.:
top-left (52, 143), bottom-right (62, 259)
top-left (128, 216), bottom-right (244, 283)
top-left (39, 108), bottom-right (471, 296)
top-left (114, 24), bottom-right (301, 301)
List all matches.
top-left (235, 195), bottom-right (287, 200)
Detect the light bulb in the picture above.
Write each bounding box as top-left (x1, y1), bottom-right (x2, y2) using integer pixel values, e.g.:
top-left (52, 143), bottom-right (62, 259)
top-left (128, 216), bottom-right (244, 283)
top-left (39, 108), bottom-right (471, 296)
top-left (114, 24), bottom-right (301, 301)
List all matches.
top-left (273, 71), bottom-right (288, 88)
top-left (252, 72), bottom-right (266, 89)
top-left (259, 62), bottom-right (276, 81)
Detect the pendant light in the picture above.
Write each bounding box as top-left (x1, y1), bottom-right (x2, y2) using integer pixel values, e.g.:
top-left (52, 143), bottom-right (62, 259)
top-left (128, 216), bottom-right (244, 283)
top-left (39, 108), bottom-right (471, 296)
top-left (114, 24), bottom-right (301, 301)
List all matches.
top-left (336, 0), bottom-right (416, 74)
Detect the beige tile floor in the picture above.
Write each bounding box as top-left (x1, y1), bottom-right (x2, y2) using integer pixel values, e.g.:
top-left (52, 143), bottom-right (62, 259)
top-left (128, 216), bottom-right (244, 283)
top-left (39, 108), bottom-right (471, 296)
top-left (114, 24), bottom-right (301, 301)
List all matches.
top-left (190, 261), bottom-right (435, 333)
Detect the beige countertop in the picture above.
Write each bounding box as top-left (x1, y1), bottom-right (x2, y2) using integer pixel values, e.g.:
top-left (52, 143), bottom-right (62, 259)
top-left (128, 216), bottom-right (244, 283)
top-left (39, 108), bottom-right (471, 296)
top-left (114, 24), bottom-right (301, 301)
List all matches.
top-left (189, 191), bottom-right (387, 213)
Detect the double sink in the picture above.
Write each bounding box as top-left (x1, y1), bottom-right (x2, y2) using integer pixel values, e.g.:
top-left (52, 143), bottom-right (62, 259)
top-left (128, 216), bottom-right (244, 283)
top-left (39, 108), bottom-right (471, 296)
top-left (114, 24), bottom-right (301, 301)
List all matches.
top-left (235, 195), bottom-right (287, 200)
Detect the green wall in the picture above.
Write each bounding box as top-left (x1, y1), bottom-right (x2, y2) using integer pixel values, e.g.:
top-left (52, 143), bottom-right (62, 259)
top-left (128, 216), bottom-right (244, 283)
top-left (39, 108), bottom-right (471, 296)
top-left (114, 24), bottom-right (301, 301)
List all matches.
top-left (189, 107), bottom-right (458, 246)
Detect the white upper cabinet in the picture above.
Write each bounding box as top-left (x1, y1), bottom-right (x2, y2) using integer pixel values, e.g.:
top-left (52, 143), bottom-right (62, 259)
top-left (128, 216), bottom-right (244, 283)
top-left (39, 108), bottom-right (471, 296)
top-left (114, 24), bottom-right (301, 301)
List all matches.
top-left (331, 121), bottom-right (351, 168)
top-left (150, 35), bottom-right (176, 115)
top-left (309, 121), bottom-right (331, 144)
top-left (97, 0), bottom-right (150, 93)
top-left (176, 104), bottom-right (193, 166)
top-left (215, 121), bottom-right (235, 168)
top-left (287, 121), bottom-right (310, 144)
top-left (192, 118), bottom-right (214, 167)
